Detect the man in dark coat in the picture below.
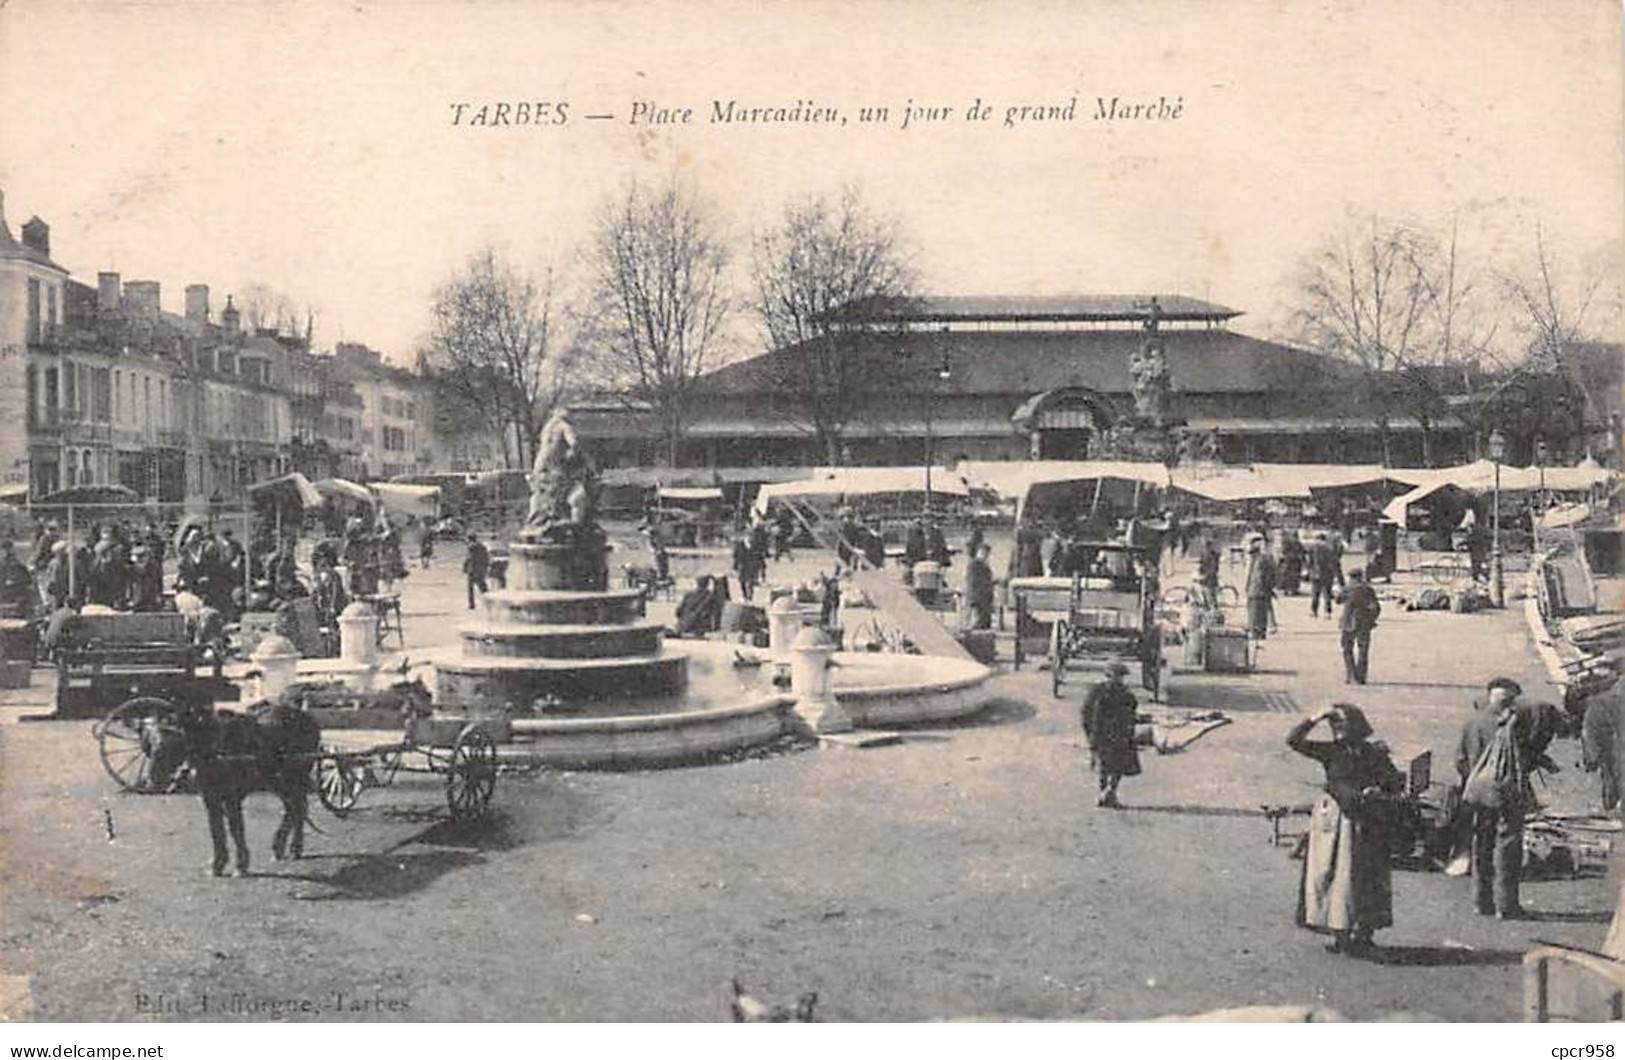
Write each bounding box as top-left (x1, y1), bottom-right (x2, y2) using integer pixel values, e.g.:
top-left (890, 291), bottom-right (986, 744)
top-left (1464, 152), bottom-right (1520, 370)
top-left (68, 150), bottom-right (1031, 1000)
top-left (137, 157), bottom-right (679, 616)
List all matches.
top-left (1308, 531), bottom-right (1338, 619)
top-left (462, 533), bottom-right (490, 610)
top-left (1278, 530), bottom-right (1304, 595)
top-left (925, 520), bottom-right (950, 567)
top-left (1338, 569), bottom-right (1381, 684)
top-left (674, 575), bottom-right (720, 637)
top-left (964, 544), bottom-right (995, 631)
top-left (1197, 536), bottom-right (1221, 604)
top-left (0, 541), bottom-right (40, 620)
top-left (1456, 677), bottom-right (1559, 919)
top-left (1581, 688), bottom-right (1621, 814)
top-left (903, 519), bottom-right (927, 585)
top-left (1081, 660), bottom-right (1140, 808)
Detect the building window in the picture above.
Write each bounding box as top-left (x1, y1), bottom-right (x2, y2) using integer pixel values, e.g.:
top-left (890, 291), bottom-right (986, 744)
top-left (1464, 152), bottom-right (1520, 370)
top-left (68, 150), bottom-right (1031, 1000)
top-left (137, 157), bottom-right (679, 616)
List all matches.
top-left (26, 365), bottom-right (37, 429)
top-left (43, 367), bottom-right (58, 423)
top-left (94, 369), bottom-right (111, 423)
top-left (26, 279), bottom-right (40, 343)
top-left (63, 360), bottom-right (76, 417)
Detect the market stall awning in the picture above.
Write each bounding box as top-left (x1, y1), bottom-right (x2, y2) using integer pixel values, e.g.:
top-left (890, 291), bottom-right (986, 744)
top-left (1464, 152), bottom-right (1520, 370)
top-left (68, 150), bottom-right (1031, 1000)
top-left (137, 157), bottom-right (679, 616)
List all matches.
top-left (658, 486), bottom-right (725, 502)
top-left (957, 460), bottom-right (1171, 499)
top-left (0, 483), bottom-right (27, 505)
top-left (247, 472), bottom-right (322, 509)
top-left (313, 478), bottom-right (376, 505)
top-left (753, 467), bottom-right (968, 515)
top-left (38, 484), bottom-right (142, 506)
top-left (1382, 481), bottom-right (1472, 529)
top-left (369, 482), bottom-right (441, 519)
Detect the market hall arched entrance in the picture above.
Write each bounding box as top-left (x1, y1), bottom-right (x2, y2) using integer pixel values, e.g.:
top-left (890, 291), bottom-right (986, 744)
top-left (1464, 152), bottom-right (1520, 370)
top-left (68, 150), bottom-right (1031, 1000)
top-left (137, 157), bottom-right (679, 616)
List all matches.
top-left (1011, 387), bottom-right (1116, 460)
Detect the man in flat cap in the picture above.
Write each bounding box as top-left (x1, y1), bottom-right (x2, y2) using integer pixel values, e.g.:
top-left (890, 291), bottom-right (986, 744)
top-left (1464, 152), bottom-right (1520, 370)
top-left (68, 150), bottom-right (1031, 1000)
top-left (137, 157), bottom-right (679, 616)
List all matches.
top-left (1456, 676), bottom-right (1559, 918)
top-left (1081, 660), bottom-right (1140, 809)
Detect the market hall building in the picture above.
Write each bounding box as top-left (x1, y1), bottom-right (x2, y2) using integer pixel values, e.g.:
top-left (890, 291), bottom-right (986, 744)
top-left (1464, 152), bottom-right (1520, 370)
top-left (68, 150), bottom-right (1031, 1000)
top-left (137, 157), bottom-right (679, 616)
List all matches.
top-left (569, 295), bottom-right (1473, 470)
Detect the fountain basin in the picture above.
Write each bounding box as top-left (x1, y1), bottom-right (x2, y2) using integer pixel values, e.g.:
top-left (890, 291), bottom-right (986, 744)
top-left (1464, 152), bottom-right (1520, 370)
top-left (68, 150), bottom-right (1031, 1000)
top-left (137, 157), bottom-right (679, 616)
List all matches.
top-left (418, 639), bottom-right (994, 766)
top-left (436, 647), bottom-right (689, 706)
top-left (459, 621), bottom-right (667, 660)
top-left (508, 695), bottom-right (796, 768)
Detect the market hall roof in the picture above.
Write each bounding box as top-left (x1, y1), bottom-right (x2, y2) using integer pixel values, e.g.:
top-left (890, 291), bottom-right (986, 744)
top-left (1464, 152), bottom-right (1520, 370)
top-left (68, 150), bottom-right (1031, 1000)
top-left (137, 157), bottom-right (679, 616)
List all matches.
top-left (696, 326), bottom-right (1364, 397)
top-left (826, 293), bottom-right (1241, 324)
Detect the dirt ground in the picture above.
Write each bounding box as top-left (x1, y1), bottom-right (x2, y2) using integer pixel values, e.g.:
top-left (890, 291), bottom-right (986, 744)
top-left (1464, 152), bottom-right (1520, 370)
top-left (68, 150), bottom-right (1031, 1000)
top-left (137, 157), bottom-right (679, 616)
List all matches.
top-left (1, 541), bottom-right (1617, 1022)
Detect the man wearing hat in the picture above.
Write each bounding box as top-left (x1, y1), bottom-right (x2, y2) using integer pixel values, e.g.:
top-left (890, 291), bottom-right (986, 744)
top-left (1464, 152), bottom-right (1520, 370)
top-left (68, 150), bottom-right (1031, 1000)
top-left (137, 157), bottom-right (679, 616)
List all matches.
top-left (1338, 569), bottom-right (1382, 684)
top-left (1081, 660), bottom-right (1141, 808)
top-left (0, 540), bottom-right (40, 620)
top-left (463, 532), bottom-right (490, 611)
top-left (1455, 677), bottom-right (1559, 918)
top-left (1243, 533), bottom-right (1277, 640)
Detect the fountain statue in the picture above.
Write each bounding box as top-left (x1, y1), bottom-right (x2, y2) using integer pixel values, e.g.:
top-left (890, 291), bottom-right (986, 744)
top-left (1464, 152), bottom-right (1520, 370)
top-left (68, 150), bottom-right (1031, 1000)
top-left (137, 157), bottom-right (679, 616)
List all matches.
top-left (1098, 295), bottom-right (1183, 463)
top-left (526, 407), bottom-right (597, 535)
top-left (435, 410), bottom-right (687, 712)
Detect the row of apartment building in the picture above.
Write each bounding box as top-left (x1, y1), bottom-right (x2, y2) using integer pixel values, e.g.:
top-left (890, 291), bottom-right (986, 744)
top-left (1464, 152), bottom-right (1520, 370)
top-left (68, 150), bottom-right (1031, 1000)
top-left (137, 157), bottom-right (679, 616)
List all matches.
top-left (0, 192), bottom-right (441, 506)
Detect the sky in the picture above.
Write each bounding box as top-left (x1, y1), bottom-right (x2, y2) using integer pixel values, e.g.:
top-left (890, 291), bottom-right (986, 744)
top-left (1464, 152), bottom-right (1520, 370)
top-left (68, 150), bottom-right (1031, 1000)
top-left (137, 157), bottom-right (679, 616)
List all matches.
top-left (1, 0), bottom-right (1621, 366)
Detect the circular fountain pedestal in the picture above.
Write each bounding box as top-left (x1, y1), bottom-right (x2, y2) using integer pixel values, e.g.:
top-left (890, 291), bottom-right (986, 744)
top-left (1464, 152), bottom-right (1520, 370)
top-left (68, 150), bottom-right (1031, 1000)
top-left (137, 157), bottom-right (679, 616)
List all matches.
top-left (436, 527), bottom-right (688, 713)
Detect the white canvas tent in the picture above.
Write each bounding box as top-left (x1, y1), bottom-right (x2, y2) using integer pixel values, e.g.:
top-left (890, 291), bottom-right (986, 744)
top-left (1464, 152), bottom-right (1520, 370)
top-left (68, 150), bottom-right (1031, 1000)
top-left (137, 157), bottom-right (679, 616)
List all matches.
top-left (369, 482), bottom-right (441, 520)
top-left (752, 466), bottom-right (968, 516)
top-left (658, 486), bottom-right (725, 502)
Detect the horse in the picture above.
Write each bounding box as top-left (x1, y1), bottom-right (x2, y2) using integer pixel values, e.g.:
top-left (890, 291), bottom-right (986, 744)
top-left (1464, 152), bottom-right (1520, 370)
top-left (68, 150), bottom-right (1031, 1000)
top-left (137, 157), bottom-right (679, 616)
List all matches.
top-left (154, 701), bottom-right (323, 877)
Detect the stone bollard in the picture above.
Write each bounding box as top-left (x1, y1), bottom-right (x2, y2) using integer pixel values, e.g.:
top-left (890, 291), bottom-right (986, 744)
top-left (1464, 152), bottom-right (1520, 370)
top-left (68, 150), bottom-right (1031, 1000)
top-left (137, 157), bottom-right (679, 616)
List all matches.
top-left (249, 633), bottom-right (300, 701)
top-left (339, 600), bottom-right (379, 667)
top-left (790, 625), bottom-right (851, 734)
top-left (768, 595), bottom-right (803, 667)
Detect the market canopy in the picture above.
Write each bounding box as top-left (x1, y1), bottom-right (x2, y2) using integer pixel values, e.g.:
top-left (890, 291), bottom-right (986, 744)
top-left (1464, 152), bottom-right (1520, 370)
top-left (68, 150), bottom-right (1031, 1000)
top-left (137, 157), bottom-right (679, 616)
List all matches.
top-left (1382, 481), bottom-right (1474, 530)
top-left (958, 460), bottom-right (1170, 499)
top-left (312, 478), bottom-right (376, 505)
top-left (247, 472), bottom-right (322, 509)
top-left (37, 484), bottom-right (142, 507)
top-left (1016, 472), bottom-right (1169, 524)
top-left (0, 484), bottom-right (27, 505)
top-left (369, 482), bottom-right (441, 519)
top-left (658, 486), bottom-right (725, 502)
top-left (752, 466), bottom-right (968, 515)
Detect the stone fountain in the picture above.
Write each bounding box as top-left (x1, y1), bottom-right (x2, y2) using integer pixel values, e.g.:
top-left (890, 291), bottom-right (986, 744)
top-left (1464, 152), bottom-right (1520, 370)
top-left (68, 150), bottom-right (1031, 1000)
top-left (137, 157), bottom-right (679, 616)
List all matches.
top-left (422, 409), bottom-right (991, 768)
top-left (434, 409), bottom-right (688, 713)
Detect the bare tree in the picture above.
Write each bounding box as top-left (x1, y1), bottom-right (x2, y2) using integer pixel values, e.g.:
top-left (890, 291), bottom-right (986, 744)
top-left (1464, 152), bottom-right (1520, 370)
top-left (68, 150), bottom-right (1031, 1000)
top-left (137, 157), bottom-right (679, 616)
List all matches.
top-left (748, 186), bottom-right (917, 466)
top-left (579, 177), bottom-right (732, 466)
top-left (1500, 221), bottom-right (1619, 459)
top-left (1290, 214), bottom-right (1434, 463)
top-left (1505, 220), bottom-right (1605, 371)
top-left (1401, 215), bottom-right (1507, 463)
top-left (423, 248), bottom-right (572, 470)
top-left (236, 282), bottom-right (314, 340)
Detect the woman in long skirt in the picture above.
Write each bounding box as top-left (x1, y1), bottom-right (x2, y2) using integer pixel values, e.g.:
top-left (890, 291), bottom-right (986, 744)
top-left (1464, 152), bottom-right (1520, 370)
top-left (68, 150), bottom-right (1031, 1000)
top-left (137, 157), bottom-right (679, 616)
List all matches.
top-left (1287, 703), bottom-right (1404, 954)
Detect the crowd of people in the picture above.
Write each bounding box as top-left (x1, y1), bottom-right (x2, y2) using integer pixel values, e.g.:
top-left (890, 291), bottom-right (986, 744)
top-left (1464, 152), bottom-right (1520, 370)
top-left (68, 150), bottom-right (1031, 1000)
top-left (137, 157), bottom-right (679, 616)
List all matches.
top-left (0, 506), bottom-right (426, 661)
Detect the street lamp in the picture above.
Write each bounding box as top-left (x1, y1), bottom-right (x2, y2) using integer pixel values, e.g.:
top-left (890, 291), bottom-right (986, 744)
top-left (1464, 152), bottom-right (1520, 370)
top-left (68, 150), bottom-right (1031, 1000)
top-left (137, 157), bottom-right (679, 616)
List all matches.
top-left (922, 332), bottom-right (952, 516)
top-left (1489, 427), bottom-right (1506, 608)
top-left (1536, 435), bottom-right (1548, 506)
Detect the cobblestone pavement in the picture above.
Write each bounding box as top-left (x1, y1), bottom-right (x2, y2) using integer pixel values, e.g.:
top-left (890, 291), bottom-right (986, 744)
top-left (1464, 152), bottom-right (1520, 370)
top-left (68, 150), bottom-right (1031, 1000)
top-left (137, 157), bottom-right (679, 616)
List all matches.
top-left (0, 537), bottom-right (1616, 1022)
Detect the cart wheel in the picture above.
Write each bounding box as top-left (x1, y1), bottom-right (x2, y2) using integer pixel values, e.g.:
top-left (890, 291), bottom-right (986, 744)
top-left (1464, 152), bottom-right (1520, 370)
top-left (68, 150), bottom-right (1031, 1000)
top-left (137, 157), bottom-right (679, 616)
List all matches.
top-left (96, 696), bottom-right (183, 793)
top-left (1049, 622), bottom-right (1067, 698)
top-left (447, 725), bottom-right (498, 821)
top-left (372, 747), bottom-right (403, 787)
top-left (316, 754), bottom-right (365, 817)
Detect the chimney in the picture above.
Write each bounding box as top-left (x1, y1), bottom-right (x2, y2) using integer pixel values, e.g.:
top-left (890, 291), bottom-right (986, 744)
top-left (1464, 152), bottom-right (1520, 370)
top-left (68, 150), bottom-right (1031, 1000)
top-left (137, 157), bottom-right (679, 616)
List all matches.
top-left (185, 284), bottom-right (210, 324)
top-left (221, 294), bottom-right (241, 337)
top-left (123, 280), bottom-right (161, 321)
top-left (20, 217), bottom-right (49, 257)
top-left (97, 272), bottom-right (122, 312)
